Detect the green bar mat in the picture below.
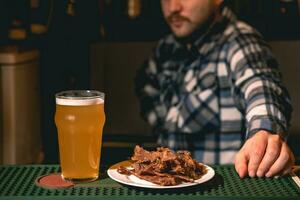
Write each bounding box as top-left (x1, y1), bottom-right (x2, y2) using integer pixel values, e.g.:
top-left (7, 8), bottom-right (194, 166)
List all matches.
top-left (0, 165), bottom-right (299, 200)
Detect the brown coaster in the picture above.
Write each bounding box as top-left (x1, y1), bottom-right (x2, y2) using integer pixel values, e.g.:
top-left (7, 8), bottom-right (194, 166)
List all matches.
top-left (35, 173), bottom-right (75, 189)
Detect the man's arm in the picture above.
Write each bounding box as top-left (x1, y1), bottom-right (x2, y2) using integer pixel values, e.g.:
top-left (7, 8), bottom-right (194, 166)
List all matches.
top-left (226, 31), bottom-right (294, 178)
top-left (134, 53), bottom-right (166, 132)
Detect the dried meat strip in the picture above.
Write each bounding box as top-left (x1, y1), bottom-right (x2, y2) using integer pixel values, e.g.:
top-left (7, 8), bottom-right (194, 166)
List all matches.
top-left (117, 145), bottom-right (207, 186)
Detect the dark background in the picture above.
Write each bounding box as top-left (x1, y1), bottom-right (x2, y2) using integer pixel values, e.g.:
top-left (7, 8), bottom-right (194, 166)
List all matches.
top-left (0, 0), bottom-right (299, 165)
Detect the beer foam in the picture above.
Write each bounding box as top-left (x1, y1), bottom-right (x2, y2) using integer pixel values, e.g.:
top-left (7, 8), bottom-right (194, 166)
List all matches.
top-left (56, 98), bottom-right (104, 106)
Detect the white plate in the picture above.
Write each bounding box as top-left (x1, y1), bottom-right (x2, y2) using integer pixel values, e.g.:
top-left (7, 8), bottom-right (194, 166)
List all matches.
top-left (107, 160), bottom-right (215, 189)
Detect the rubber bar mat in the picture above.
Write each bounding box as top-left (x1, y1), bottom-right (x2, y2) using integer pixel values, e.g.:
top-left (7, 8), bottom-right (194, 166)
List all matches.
top-left (0, 165), bottom-right (299, 200)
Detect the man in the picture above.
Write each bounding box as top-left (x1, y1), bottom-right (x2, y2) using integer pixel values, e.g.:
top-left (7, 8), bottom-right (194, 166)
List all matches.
top-left (135, 0), bottom-right (295, 178)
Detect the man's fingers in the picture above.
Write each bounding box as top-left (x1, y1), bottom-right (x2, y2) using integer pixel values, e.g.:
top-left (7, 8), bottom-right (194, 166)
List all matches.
top-left (256, 135), bottom-right (281, 177)
top-left (265, 143), bottom-right (292, 177)
top-left (248, 133), bottom-right (268, 177)
top-left (281, 146), bottom-right (296, 176)
top-left (235, 150), bottom-right (248, 178)
top-left (238, 131), bottom-right (295, 178)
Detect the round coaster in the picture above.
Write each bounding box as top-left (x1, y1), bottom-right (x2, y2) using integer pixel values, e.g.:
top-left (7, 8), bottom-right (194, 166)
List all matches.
top-left (35, 173), bottom-right (75, 189)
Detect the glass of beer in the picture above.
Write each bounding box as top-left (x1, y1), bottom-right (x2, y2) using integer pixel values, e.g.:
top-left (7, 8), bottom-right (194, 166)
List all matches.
top-left (55, 90), bottom-right (105, 182)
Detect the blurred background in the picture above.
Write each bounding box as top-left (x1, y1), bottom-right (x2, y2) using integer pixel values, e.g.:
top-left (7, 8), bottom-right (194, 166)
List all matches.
top-left (0, 0), bottom-right (299, 167)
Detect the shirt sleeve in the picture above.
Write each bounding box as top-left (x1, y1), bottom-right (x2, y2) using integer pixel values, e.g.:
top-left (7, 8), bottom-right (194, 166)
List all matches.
top-left (134, 51), bottom-right (167, 132)
top-left (227, 32), bottom-right (293, 139)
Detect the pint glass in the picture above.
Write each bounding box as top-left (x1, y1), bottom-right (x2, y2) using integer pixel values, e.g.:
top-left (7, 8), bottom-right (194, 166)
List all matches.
top-left (55, 90), bottom-right (105, 182)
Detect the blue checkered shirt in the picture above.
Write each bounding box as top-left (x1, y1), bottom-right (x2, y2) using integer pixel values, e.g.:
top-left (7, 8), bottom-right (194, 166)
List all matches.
top-left (134, 7), bottom-right (292, 164)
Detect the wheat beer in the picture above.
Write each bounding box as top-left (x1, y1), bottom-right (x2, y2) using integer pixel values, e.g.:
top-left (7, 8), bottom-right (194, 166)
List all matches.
top-left (55, 90), bottom-right (105, 182)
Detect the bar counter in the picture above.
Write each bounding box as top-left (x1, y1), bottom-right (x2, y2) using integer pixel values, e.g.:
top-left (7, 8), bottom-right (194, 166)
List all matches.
top-left (0, 164), bottom-right (299, 200)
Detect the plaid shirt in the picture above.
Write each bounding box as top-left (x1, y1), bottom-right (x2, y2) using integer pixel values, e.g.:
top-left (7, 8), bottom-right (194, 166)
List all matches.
top-left (134, 6), bottom-right (292, 164)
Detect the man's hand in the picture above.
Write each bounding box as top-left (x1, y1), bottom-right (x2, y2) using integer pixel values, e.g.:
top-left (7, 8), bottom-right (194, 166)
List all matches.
top-left (235, 130), bottom-right (295, 178)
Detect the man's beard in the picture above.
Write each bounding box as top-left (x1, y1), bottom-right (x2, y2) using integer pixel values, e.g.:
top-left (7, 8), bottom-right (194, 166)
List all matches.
top-left (167, 13), bottom-right (190, 24)
top-left (166, 11), bottom-right (218, 44)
